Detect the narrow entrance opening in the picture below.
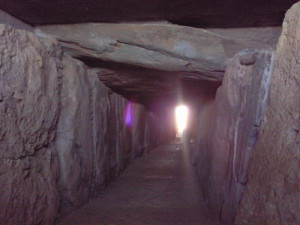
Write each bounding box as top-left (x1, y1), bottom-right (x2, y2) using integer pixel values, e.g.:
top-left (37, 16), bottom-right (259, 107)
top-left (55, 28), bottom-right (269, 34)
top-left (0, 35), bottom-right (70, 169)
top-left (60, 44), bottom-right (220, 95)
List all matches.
top-left (175, 105), bottom-right (189, 137)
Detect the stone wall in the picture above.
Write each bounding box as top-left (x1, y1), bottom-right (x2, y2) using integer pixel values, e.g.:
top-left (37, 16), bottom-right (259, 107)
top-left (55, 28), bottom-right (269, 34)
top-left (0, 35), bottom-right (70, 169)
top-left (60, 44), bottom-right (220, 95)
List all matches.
top-left (235, 2), bottom-right (300, 224)
top-left (0, 25), bottom-right (174, 225)
top-left (0, 25), bottom-right (61, 225)
top-left (56, 60), bottom-right (174, 211)
top-left (191, 50), bottom-right (273, 224)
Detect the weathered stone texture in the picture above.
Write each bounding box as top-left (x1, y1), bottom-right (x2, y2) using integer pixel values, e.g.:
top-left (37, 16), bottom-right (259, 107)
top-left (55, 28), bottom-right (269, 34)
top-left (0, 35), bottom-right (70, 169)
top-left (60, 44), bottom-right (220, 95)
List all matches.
top-left (55, 56), bottom-right (93, 207)
top-left (191, 50), bottom-right (273, 224)
top-left (35, 23), bottom-right (274, 82)
top-left (56, 63), bottom-right (174, 210)
top-left (0, 25), bottom-right (62, 225)
top-left (235, 2), bottom-right (300, 224)
top-left (0, 25), bottom-right (174, 224)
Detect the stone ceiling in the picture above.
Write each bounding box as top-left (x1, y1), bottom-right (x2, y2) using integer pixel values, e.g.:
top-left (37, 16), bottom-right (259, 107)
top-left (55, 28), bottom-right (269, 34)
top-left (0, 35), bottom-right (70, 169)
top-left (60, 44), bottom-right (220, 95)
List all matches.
top-left (35, 23), bottom-right (281, 105)
top-left (0, 0), bottom-right (295, 106)
top-left (0, 0), bottom-right (298, 28)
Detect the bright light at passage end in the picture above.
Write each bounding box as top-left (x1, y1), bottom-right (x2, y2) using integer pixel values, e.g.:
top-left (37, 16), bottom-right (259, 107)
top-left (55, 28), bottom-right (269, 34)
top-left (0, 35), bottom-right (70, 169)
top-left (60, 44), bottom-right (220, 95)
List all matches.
top-left (175, 105), bottom-right (188, 134)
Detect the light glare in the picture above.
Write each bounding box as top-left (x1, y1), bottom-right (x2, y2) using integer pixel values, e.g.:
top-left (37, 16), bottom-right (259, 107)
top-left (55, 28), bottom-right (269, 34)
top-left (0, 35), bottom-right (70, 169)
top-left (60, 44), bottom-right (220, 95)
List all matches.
top-left (125, 102), bottom-right (134, 128)
top-left (175, 105), bottom-right (188, 134)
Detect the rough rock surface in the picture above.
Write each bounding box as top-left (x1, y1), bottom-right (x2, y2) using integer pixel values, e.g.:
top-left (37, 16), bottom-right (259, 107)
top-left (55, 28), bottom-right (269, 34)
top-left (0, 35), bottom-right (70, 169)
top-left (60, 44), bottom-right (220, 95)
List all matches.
top-left (55, 56), bottom-right (94, 207)
top-left (35, 23), bottom-right (273, 82)
top-left (191, 50), bottom-right (273, 224)
top-left (0, 25), bottom-right (175, 224)
top-left (0, 25), bottom-right (62, 225)
top-left (235, 2), bottom-right (300, 224)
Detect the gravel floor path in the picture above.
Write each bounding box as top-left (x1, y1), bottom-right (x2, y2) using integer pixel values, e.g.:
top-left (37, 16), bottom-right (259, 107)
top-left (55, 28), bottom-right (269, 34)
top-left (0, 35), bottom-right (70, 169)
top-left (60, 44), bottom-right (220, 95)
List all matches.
top-left (57, 141), bottom-right (218, 225)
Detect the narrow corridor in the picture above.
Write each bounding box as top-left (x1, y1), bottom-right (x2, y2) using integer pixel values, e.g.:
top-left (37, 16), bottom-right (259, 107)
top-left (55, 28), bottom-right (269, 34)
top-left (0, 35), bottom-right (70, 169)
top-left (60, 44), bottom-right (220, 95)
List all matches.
top-left (57, 142), bottom-right (218, 225)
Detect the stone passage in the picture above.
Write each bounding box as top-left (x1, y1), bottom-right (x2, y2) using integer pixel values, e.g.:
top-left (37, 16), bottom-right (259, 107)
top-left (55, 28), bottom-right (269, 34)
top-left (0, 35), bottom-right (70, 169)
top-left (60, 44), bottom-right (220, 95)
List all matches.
top-left (56, 142), bottom-right (218, 225)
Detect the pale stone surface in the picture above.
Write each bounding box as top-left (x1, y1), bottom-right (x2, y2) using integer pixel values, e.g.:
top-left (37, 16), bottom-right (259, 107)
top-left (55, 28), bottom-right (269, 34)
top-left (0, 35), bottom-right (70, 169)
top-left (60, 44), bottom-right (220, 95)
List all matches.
top-left (55, 56), bottom-right (93, 206)
top-left (208, 27), bottom-right (282, 48)
top-left (0, 25), bottom-right (62, 225)
top-left (191, 50), bottom-right (273, 224)
top-left (235, 2), bottom-right (300, 224)
top-left (35, 23), bottom-right (273, 81)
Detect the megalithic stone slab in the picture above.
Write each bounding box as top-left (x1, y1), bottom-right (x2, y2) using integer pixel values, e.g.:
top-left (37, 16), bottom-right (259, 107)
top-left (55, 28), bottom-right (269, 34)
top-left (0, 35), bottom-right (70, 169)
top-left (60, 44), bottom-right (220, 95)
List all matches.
top-left (35, 23), bottom-right (276, 81)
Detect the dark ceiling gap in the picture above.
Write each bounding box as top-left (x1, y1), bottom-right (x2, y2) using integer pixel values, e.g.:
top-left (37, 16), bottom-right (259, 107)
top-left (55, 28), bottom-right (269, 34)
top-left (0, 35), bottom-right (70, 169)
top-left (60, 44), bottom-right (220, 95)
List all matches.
top-left (1, 0), bottom-right (298, 28)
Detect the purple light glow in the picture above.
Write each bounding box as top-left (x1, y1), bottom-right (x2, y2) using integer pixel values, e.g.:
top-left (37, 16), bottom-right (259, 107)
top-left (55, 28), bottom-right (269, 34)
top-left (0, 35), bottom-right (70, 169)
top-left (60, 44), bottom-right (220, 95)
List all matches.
top-left (124, 102), bottom-right (134, 128)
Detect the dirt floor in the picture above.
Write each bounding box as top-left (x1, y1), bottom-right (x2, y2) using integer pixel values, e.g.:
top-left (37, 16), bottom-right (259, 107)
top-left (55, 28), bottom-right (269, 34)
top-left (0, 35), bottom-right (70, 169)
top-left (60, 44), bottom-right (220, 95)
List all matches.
top-left (56, 141), bottom-right (219, 225)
